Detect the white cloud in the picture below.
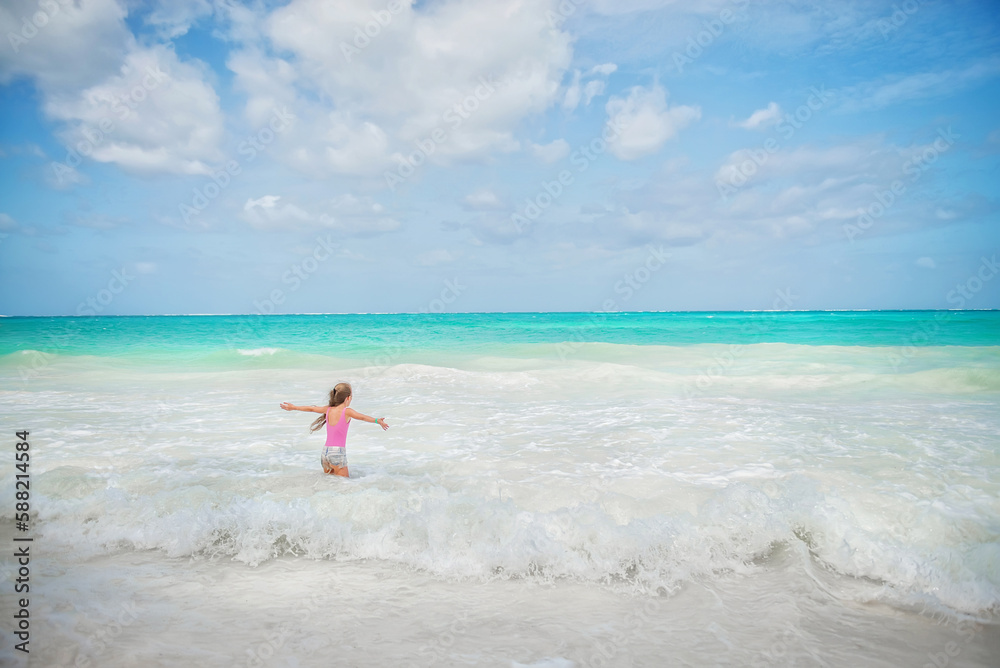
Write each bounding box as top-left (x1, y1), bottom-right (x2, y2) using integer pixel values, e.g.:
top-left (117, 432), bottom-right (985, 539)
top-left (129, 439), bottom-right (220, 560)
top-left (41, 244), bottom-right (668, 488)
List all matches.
top-left (144, 0), bottom-right (213, 38)
top-left (0, 0), bottom-right (225, 177)
top-left (462, 189), bottom-right (504, 210)
top-left (0, 0), bottom-right (130, 90)
top-left (916, 257), bottom-right (936, 270)
top-left (590, 63), bottom-right (618, 76)
top-left (582, 79), bottom-right (607, 106)
top-left (529, 139), bottom-right (570, 164)
top-left (227, 0), bottom-right (575, 177)
top-left (48, 45), bottom-right (225, 175)
top-left (245, 195), bottom-right (282, 210)
top-left (242, 195), bottom-right (312, 228)
top-left (734, 102), bottom-right (782, 130)
top-left (0, 213), bottom-right (17, 230)
top-left (605, 83), bottom-right (700, 160)
top-left (321, 113), bottom-right (391, 175)
top-left (242, 193), bottom-right (401, 236)
top-left (576, 134), bottom-right (960, 249)
top-left (227, 47), bottom-right (299, 128)
top-left (563, 63), bottom-right (617, 112)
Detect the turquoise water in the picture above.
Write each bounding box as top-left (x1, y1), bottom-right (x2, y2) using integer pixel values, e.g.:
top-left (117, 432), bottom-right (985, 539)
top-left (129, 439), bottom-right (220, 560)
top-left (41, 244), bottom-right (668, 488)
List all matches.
top-left (2, 311), bottom-right (998, 358)
top-left (2, 310), bottom-right (998, 666)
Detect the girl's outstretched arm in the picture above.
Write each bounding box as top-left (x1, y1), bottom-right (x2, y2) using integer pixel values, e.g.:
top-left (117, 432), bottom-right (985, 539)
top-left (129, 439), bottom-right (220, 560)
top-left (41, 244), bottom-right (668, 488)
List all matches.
top-left (346, 407), bottom-right (389, 430)
top-left (280, 402), bottom-right (327, 414)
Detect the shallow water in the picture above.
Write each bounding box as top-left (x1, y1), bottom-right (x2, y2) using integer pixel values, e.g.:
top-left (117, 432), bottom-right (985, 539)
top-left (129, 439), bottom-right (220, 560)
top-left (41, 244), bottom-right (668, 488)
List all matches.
top-left (1, 312), bottom-right (998, 666)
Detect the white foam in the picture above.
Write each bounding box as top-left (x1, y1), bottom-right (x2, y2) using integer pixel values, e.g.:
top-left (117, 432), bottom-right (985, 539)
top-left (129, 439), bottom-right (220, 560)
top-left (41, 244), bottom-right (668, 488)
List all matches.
top-left (235, 347), bottom-right (282, 356)
top-left (3, 340), bottom-right (998, 621)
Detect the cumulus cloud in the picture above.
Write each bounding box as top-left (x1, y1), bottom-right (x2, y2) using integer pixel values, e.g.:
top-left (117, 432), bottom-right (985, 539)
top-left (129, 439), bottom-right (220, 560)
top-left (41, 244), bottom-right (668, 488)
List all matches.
top-left (226, 0), bottom-right (575, 177)
top-left (605, 83), bottom-right (700, 160)
top-left (0, 0), bottom-right (130, 90)
top-left (49, 45), bottom-right (225, 175)
top-left (734, 102), bottom-right (782, 130)
top-left (0, 0), bottom-right (225, 177)
top-left (916, 257), bottom-right (936, 269)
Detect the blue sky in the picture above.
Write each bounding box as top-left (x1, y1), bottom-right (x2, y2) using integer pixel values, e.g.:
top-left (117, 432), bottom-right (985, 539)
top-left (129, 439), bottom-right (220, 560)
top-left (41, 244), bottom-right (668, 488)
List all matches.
top-left (0, 0), bottom-right (998, 315)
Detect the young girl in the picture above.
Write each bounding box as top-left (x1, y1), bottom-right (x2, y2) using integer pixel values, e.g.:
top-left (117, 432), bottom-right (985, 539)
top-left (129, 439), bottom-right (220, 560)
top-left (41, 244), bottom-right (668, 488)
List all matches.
top-left (280, 382), bottom-right (388, 477)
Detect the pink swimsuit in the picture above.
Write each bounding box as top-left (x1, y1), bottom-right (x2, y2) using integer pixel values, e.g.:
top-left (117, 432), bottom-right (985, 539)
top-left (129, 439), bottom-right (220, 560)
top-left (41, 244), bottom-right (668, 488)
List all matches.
top-left (325, 406), bottom-right (350, 448)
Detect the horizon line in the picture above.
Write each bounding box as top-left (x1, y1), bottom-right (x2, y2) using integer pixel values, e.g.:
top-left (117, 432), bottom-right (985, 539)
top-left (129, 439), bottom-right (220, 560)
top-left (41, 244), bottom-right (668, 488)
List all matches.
top-left (2, 308), bottom-right (999, 318)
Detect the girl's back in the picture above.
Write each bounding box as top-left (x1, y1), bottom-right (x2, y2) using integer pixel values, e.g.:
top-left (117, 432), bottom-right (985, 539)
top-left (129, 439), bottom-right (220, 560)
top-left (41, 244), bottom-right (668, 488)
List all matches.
top-left (325, 405), bottom-right (351, 449)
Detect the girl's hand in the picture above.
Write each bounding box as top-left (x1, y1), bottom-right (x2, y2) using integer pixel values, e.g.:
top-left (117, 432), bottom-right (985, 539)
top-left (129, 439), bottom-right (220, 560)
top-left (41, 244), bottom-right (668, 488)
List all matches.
top-left (280, 402), bottom-right (295, 411)
top-left (376, 417), bottom-right (389, 431)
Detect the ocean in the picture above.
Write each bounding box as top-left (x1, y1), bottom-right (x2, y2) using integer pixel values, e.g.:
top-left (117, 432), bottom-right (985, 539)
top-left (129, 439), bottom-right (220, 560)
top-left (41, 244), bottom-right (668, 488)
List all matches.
top-left (1, 311), bottom-right (998, 667)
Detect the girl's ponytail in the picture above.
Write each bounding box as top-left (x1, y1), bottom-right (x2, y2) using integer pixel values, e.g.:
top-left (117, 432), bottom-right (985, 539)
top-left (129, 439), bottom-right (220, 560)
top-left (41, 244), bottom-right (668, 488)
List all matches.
top-left (310, 382), bottom-right (352, 432)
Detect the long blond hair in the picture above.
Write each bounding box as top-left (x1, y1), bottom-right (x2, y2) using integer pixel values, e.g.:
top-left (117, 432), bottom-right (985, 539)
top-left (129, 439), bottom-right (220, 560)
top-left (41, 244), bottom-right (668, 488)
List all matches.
top-left (310, 382), bottom-right (352, 432)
